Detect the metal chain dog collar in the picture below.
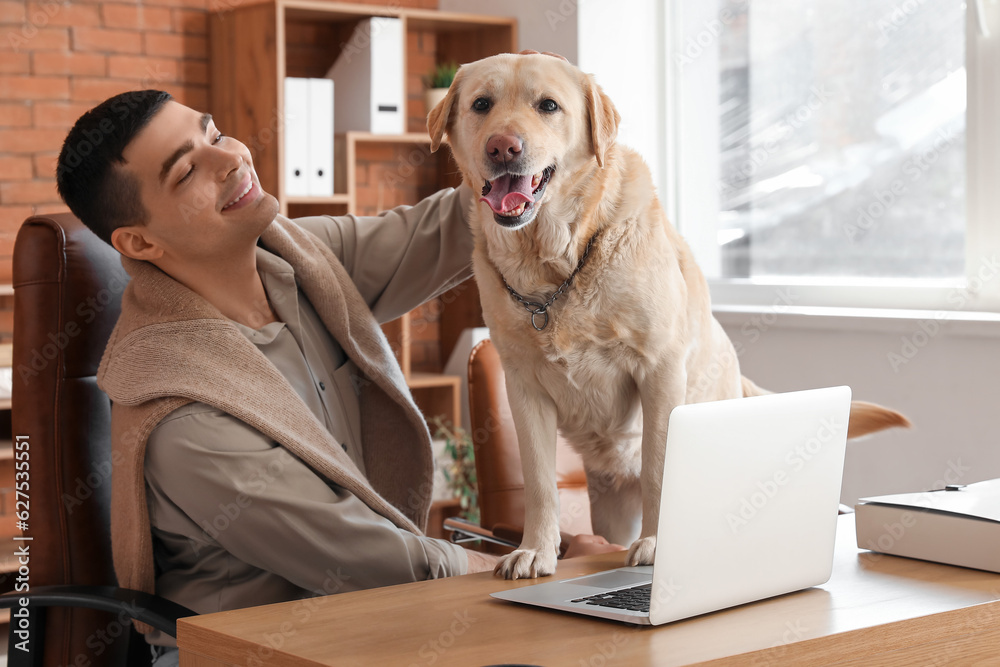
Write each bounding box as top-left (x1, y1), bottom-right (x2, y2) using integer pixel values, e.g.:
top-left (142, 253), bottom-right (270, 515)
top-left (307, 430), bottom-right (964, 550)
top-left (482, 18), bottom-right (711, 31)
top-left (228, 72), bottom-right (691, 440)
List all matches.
top-left (498, 230), bottom-right (601, 331)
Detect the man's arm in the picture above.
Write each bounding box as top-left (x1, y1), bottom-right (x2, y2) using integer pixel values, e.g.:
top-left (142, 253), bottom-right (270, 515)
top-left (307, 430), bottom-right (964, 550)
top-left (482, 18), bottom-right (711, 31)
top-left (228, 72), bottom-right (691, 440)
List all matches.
top-left (146, 406), bottom-right (472, 594)
top-left (295, 185), bottom-right (476, 324)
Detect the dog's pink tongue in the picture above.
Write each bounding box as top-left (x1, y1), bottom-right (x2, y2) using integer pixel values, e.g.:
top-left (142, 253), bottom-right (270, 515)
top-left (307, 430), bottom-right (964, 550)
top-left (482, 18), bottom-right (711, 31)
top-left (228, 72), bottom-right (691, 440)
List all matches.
top-left (480, 173), bottom-right (534, 214)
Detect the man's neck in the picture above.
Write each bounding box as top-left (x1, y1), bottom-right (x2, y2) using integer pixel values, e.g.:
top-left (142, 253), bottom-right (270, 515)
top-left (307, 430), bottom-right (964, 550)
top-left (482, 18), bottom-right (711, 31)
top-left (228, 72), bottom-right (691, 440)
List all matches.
top-left (155, 246), bottom-right (278, 329)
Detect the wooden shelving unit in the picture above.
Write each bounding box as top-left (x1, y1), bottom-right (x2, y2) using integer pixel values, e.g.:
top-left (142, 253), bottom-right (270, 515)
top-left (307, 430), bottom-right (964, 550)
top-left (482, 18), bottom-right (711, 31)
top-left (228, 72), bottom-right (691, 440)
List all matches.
top-left (209, 1), bottom-right (512, 428)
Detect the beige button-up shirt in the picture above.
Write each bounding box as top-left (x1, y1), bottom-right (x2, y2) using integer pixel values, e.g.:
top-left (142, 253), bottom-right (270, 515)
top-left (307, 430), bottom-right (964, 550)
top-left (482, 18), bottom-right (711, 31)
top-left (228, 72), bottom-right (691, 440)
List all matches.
top-left (142, 187), bottom-right (474, 644)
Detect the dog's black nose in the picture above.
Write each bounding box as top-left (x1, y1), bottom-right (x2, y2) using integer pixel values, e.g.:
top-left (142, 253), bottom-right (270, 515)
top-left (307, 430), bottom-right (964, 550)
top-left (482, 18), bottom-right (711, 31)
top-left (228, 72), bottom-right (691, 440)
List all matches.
top-left (487, 133), bottom-right (523, 163)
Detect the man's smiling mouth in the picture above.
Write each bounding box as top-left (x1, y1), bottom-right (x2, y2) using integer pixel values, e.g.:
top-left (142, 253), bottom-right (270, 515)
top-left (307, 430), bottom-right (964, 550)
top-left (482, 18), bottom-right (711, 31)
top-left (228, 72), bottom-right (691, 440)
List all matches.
top-left (223, 179), bottom-right (253, 210)
top-left (479, 166), bottom-right (555, 227)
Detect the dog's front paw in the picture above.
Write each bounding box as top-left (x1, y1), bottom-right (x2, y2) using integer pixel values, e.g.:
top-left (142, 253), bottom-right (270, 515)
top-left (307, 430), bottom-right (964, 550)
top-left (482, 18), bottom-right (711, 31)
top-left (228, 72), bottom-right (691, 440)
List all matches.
top-left (494, 547), bottom-right (558, 579)
top-left (626, 536), bottom-right (656, 566)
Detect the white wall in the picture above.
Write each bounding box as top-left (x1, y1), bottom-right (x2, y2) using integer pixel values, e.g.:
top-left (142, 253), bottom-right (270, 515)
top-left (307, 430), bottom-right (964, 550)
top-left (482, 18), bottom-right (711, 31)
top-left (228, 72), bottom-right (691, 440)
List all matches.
top-left (439, 0), bottom-right (667, 196)
top-left (577, 0), bottom-right (666, 195)
top-left (439, 0), bottom-right (579, 61)
top-left (717, 309), bottom-right (1000, 505)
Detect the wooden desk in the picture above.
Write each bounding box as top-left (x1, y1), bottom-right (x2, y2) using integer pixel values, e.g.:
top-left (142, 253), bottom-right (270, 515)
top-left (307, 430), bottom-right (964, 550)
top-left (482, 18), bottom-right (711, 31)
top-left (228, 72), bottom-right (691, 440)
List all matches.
top-left (177, 515), bottom-right (1000, 666)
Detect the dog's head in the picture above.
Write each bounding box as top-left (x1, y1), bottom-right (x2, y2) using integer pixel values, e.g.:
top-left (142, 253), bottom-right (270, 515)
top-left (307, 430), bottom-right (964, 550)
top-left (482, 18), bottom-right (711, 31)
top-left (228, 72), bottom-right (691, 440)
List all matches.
top-left (429, 53), bottom-right (620, 231)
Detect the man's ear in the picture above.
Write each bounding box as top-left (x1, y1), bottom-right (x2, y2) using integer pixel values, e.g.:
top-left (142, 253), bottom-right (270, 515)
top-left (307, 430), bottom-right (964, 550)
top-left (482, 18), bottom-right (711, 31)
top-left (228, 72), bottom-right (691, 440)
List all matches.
top-left (584, 74), bottom-right (620, 168)
top-left (427, 67), bottom-right (463, 153)
top-left (111, 225), bottom-right (164, 261)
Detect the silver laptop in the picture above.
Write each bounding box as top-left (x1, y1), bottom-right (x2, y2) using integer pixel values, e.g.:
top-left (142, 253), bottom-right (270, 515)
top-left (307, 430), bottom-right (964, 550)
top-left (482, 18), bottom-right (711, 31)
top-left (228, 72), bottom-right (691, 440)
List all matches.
top-left (491, 386), bottom-right (852, 626)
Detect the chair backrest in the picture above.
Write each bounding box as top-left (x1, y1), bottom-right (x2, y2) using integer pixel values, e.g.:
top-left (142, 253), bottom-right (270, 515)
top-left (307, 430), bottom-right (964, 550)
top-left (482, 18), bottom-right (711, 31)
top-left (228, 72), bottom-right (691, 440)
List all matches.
top-left (466, 339), bottom-right (592, 538)
top-left (13, 213), bottom-right (132, 667)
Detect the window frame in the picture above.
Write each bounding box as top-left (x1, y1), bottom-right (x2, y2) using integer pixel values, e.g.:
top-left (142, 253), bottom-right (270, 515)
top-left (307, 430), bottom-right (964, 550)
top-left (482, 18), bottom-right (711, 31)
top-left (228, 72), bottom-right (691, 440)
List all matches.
top-left (663, 0), bottom-right (1000, 314)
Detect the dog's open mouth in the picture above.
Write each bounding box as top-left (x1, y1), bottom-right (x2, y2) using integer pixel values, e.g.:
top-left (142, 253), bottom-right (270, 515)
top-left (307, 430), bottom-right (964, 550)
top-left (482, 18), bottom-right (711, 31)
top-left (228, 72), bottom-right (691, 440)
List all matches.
top-left (479, 166), bottom-right (555, 227)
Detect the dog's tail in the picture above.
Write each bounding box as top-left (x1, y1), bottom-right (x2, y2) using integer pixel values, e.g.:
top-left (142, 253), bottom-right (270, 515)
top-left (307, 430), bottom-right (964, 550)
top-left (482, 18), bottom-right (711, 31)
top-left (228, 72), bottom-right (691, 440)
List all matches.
top-left (740, 375), bottom-right (910, 439)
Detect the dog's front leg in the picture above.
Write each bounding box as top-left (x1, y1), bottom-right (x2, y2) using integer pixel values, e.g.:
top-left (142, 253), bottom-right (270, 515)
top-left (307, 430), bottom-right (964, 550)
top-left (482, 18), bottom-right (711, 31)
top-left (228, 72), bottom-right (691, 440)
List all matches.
top-left (494, 373), bottom-right (561, 579)
top-left (627, 366), bottom-right (686, 566)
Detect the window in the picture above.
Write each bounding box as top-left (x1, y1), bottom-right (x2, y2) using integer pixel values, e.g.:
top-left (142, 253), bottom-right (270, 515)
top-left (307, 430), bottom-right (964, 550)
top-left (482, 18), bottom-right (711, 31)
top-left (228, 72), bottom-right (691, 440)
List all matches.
top-left (668, 0), bottom-right (1000, 312)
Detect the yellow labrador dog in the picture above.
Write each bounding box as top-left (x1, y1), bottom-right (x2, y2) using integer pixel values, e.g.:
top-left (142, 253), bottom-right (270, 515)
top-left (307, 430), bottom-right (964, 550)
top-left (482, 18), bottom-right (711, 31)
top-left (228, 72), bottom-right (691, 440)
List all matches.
top-left (429, 53), bottom-right (908, 580)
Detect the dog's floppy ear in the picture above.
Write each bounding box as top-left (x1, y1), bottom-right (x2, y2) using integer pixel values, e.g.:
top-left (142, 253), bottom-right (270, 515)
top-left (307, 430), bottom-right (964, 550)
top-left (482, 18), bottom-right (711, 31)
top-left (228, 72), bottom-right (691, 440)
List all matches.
top-left (584, 74), bottom-right (620, 168)
top-left (428, 67), bottom-right (463, 153)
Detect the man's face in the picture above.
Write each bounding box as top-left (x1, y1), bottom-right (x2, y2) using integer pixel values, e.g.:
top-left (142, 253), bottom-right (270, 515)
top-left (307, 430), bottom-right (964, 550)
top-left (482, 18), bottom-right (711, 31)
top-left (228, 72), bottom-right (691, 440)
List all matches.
top-left (117, 100), bottom-right (279, 266)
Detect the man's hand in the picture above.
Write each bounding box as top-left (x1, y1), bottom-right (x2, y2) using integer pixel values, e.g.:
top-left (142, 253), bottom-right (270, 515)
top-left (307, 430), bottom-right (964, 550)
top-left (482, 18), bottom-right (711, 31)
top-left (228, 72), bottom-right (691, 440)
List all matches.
top-left (518, 49), bottom-right (569, 62)
top-left (465, 548), bottom-right (501, 573)
top-left (563, 534), bottom-right (626, 559)
top-left (465, 535), bottom-right (622, 573)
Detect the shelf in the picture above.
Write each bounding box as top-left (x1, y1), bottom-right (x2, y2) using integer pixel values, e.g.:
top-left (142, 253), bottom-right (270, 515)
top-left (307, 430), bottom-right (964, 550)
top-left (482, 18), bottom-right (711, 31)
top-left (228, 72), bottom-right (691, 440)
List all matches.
top-left (282, 1), bottom-right (519, 31)
top-left (407, 373), bottom-right (462, 430)
top-left (285, 194), bottom-right (351, 206)
top-left (407, 372), bottom-right (460, 390)
top-left (405, 9), bottom-right (520, 32)
top-left (284, 0), bottom-right (398, 22)
top-left (348, 132), bottom-right (432, 145)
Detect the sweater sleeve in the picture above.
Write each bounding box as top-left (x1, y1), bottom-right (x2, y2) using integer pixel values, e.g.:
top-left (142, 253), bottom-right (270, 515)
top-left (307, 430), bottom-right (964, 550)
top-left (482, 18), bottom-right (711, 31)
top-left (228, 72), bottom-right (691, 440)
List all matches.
top-left (293, 185), bottom-right (476, 324)
top-left (144, 404), bottom-right (468, 602)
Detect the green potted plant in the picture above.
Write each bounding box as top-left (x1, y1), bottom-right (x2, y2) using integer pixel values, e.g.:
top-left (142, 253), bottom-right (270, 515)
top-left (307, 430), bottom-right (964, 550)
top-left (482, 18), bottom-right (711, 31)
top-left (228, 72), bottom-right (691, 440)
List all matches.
top-left (424, 61), bottom-right (458, 114)
top-left (430, 416), bottom-right (479, 524)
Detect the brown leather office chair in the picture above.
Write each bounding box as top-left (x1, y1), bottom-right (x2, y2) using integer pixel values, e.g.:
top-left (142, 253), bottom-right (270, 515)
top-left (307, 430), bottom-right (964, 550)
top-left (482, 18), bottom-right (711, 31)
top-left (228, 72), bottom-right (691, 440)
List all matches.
top-left (446, 338), bottom-right (592, 553)
top-left (0, 213), bottom-right (192, 667)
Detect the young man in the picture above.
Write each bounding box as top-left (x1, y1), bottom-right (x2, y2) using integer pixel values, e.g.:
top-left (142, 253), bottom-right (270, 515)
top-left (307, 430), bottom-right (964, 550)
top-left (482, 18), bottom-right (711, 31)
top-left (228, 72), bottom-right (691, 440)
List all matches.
top-left (56, 89), bottom-right (618, 665)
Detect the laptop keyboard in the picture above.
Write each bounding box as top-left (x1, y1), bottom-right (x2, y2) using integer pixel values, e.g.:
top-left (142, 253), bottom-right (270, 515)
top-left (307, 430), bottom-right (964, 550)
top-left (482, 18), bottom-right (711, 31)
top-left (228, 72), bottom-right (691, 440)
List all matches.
top-left (571, 583), bottom-right (652, 612)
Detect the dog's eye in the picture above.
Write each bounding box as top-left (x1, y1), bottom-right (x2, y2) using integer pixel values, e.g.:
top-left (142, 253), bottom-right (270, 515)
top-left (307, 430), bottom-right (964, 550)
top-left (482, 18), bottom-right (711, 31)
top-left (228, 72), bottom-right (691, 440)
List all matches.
top-left (472, 97), bottom-right (491, 112)
top-left (538, 99), bottom-right (559, 113)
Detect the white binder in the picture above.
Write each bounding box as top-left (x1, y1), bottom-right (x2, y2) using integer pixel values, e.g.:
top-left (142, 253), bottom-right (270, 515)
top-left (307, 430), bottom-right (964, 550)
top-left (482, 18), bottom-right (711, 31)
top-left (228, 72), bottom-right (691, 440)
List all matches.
top-left (284, 77), bottom-right (335, 197)
top-left (325, 17), bottom-right (404, 134)
top-left (306, 78), bottom-right (334, 196)
top-left (283, 77), bottom-right (310, 197)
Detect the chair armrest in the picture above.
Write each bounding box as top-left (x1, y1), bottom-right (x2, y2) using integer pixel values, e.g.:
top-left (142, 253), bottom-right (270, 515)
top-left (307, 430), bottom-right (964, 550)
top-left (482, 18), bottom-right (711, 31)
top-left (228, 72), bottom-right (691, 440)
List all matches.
top-left (443, 518), bottom-right (580, 558)
top-left (443, 517), bottom-right (520, 548)
top-left (0, 585), bottom-right (195, 637)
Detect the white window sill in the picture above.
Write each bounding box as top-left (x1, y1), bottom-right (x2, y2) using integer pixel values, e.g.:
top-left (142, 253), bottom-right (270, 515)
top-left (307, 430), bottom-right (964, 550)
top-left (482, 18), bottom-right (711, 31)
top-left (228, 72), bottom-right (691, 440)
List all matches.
top-left (713, 304), bottom-right (1000, 338)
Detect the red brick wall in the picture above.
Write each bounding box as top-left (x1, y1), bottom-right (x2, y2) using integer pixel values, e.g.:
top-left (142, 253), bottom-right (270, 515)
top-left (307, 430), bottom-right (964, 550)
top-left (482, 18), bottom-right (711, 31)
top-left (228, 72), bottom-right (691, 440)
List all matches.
top-left (0, 0), bottom-right (217, 287)
top-left (0, 0), bottom-right (441, 344)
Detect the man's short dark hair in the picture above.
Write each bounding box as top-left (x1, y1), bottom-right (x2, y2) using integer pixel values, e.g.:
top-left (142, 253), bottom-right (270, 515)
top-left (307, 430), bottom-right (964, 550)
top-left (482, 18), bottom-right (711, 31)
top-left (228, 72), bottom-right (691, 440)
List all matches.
top-left (56, 90), bottom-right (174, 246)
